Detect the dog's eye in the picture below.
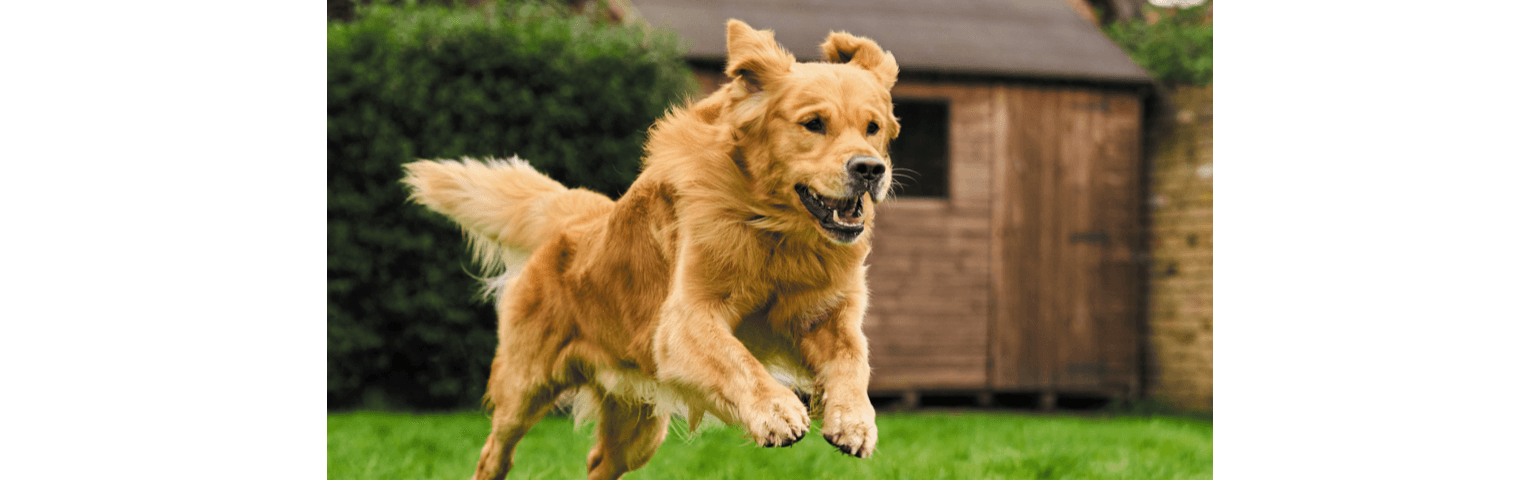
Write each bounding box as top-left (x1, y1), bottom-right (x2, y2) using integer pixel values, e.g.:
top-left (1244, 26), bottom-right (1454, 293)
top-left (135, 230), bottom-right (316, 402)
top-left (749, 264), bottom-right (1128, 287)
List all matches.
top-left (802, 118), bottom-right (825, 134)
top-left (866, 121), bottom-right (879, 136)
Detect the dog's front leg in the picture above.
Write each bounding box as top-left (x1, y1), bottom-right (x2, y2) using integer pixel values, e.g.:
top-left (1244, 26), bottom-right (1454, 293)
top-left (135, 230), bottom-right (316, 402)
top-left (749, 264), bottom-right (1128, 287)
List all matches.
top-left (654, 293), bottom-right (810, 447)
top-left (799, 291), bottom-right (878, 458)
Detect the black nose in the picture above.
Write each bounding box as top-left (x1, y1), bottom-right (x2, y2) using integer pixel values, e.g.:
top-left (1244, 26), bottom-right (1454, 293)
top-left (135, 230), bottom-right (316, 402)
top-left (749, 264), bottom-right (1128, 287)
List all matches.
top-left (846, 156), bottom-right (886, 183)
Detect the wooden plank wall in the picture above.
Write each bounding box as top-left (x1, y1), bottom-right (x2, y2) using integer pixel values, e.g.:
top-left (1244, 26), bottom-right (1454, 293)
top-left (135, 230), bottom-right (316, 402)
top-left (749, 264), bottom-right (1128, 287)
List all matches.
top-left (864, 81), bottom-right (996, 392)
top-left (991, 85), bottom-right (1143, 396)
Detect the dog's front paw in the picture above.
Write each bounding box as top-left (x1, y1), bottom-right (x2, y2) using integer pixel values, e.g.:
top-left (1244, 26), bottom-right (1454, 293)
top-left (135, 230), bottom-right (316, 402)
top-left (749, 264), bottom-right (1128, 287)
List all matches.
top-left (821, 399), bottom-right (877, 458)
top-left (741, 390), bottom-right (810, 448)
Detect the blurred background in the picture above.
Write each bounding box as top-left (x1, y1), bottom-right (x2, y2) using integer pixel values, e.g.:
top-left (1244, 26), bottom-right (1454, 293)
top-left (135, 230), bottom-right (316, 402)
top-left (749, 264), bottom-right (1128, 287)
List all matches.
top-left (327, 0), bottom-right (1213, 415)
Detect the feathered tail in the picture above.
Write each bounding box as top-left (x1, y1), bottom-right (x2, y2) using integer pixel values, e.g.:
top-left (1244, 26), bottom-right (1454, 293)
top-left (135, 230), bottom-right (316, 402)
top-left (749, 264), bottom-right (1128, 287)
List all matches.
top-left (401, 157), bottom-right (614, 299)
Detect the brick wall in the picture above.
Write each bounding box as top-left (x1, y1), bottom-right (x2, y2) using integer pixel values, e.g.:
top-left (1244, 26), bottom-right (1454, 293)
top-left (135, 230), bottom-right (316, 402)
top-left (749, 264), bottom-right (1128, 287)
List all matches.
top-left (1145, 85), bottom-right (1213, 409)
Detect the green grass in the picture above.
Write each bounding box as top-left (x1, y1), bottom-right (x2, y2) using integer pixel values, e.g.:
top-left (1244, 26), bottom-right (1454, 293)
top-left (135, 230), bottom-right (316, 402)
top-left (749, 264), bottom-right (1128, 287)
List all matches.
top-left (328, 410), bottom-right (1212, 479)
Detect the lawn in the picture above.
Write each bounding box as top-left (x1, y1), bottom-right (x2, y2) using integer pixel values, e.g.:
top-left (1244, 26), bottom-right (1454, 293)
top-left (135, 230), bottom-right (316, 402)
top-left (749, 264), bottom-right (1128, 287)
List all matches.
top-left (328, 409), bottom-right (1213, 480)
top-left (328, 410), bottom-right (1211, 479)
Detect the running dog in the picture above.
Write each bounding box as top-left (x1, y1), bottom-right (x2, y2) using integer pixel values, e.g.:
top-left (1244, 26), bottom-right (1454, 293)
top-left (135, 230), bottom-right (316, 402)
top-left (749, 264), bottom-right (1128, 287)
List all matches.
top-left (403, 19), bottom-right (899, 480)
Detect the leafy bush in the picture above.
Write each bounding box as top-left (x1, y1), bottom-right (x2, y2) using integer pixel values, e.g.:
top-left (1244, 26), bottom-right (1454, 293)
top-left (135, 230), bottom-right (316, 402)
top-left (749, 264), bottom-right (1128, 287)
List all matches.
top-left (328, 2), bottom-right (695, 410)
top-left (1102, 2), bottom-right (1212, 86)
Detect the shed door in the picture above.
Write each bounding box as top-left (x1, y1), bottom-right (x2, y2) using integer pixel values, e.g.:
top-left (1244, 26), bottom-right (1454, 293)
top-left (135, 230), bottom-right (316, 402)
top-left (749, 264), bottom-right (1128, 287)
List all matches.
top-left (991, 86), bottom-right (1143, 396)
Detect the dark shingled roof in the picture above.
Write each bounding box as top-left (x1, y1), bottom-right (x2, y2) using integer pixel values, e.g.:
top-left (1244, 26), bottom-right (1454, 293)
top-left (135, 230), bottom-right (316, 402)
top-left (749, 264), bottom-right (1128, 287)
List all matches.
top-left (630, 0), bottom-right (1151, 84)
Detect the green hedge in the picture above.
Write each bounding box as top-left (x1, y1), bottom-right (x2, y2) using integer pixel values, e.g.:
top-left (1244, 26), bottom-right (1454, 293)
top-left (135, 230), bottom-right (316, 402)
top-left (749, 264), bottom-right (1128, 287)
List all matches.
top-left (1102, 2), bottom-right (1213, 86)
top-left (327, 2), bottom-right (695, 410)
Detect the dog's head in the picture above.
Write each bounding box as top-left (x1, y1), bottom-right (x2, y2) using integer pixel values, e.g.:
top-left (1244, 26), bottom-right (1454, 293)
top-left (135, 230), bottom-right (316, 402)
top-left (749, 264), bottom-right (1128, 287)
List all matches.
top-left (721, 20), bottom-right (900, 246)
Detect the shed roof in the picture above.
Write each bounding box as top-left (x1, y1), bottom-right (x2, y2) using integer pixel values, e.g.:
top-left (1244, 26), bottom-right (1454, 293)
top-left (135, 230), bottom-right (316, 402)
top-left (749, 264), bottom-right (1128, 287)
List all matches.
top-left (629, 0), bottom-right (1151, 84)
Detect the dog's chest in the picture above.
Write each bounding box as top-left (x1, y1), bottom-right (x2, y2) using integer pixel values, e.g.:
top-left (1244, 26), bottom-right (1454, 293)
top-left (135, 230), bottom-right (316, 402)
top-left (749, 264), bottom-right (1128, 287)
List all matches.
top-left (759, 243), bottom-right (859, 292)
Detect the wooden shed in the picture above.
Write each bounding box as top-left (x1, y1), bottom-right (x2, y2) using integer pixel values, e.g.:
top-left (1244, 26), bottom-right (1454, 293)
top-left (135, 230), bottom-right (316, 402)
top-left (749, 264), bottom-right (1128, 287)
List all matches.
top-left (630, 0), bottom-right (1154, 406)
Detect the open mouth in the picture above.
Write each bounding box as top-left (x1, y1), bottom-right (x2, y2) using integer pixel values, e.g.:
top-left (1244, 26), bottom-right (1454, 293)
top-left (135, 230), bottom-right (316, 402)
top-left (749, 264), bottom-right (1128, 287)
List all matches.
top-left (794, 184), bottom-right (865, 243)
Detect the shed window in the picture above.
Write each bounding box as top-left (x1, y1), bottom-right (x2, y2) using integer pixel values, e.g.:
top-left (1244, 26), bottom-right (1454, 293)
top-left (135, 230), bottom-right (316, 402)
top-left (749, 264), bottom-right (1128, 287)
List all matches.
top-left (888, 99), bottom-right (950, 198)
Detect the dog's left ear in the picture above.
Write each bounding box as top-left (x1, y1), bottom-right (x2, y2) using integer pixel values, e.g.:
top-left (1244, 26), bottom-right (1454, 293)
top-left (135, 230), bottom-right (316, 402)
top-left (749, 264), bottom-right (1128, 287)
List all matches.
top-left (820, 31), bottom-right (899, 89)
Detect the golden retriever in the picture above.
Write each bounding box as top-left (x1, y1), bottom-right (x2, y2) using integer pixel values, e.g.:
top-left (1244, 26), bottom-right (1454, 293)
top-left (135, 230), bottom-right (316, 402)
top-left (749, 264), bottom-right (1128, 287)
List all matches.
top-left (402, 19), bottom-right (899, 480)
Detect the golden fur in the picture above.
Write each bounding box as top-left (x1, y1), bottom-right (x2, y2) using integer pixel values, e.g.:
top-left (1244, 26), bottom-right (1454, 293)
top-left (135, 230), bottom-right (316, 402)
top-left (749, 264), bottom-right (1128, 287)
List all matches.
top-left (402, 20), bottom-right (900, 480)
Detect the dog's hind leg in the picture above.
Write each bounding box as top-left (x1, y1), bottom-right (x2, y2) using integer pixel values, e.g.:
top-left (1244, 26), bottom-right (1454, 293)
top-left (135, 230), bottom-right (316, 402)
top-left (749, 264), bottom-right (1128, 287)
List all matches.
top-left (473, 354), bottom-right (565, 480)
top-left (584, 396), bottom-right (668, 480)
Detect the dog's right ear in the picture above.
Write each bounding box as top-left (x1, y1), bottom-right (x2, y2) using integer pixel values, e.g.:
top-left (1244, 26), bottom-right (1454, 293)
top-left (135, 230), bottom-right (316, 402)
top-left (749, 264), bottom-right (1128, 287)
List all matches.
top-left (724, 19), bottom-right (793, 94)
